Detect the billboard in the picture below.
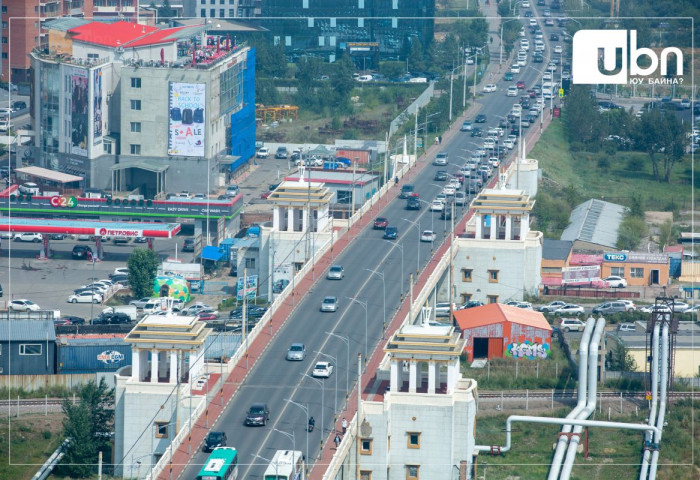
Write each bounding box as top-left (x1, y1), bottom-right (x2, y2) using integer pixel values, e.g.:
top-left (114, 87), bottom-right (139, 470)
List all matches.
top-left (561, 265), bottom-right (601, 285)
top-left (93, 68), bottom-right (103, 145)
top-left (236, 275), bottom-right (258, 300)
top-left (71, 68), bottom-right (89, 157)
top-left (168, 82), bottom-right (206, 157)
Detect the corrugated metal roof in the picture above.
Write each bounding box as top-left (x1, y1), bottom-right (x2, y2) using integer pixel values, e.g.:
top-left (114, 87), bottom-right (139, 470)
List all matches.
top-left (454, 303), bottom-right (552, 331)
top-left (542, 239), bottom-right (573, 260)
top-left (0, 319), bottom-right (56, 341)
top-left (44, 17), bottom-right (91, 32)
top-left (560, 199), bottom-right (625, 248)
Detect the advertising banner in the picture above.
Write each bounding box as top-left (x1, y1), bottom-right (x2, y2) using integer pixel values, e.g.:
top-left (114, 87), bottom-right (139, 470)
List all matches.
top-left (168, 82), bottom-right (206, 157)
top-left (93, 68), bottom-right (103, 145)
top-left (71, 68), bottom-right (89, 157)
top-left (561, 265), bottom-right (601, 285)
top-left (94, 227), bottom-right (142, 237)
top-left (236, 275), bottom-right (258, 300)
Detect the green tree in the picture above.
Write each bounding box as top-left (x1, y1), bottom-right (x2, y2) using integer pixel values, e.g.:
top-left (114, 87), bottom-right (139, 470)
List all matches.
top-left (127, 248), bottom-right (161, 298)
top-left (655, 219), bottom-right (677, 250)
top-left (532, 191), bottom-right (571, 235)
top-left (56, 379), bottom-right (115, 478)
top-left (156, 0), bottom-right (176, 19)
top-left (632, 109), bottom-right (687, 182)
top-left (407, 38), bottom-right (426, 72)
top-left (616, 215), bottom-right (649, 251)
top-left (564, 85), bottom-right (601, 148)
top-left (379, 61), bottom-right (406, 80)
top-left (605, 342), bottom-right (637, 372)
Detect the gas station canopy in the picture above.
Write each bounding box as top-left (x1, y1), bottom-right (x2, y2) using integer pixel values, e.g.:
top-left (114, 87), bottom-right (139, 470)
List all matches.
top-left (0, 216), bottom-right (181, 238)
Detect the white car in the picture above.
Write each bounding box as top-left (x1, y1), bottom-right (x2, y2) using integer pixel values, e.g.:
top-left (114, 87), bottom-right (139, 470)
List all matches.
top-left (604, 276), bottom-right (627, 288)
top-left (554, 45), bottom-right (563, 54)
top-left (442, 186), bottom-right (456, 196)
top-left (256, 147), bottom-right (270, 158)
top-left (555, 304), bottom-right (585, 315)
top-left (14, 233), bottom-right (43, 243)
top-left (429, 200), bottom-right (445, 212)
top-left (9, 299), bottom-right (41, 311)
top-left (638, 304), bottom-right (672, 314)
top-left (483, 83), bottom-right (497, 93)
top-left (510, 65), bottom-right (521, 74)
top-left (507, 86), bottom-right (518, 97)
top-left (68, 291), bottom-right (103, 304)
top-left (420, 230), bottom-right (436, 242)
top-left (312, 361), bottom-right (334, 378)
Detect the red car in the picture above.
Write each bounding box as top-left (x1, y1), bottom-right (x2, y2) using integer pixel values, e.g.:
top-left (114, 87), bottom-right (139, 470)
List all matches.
top-left (453, 172), bottom-right (465, 183)
top-left (373, 217), bottom-right (389, 229)
top-left (516, 81), bottom-right (526, 89)
top-left (260, 191), bottom-right (272, 199)
top-left (196, 312), bottom-right (218, 322)
top-left (527, 89), bottom-right (537, 98)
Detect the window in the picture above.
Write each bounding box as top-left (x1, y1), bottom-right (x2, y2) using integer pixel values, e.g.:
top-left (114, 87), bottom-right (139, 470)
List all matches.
top-left (407, 432), bottom-right (420, 448)
top-left (460, 293), bottom-right (472, 303)
top-left (130, 122), bottom-right (141, 133)
top-left (1, 37), bottom-right (7, 44)
top-left (130, 144), bottom-right (141, 155)
top-left (360, 439), bottom-right (373, 454)
top-left (19, 344), bottom-right (42, 355)
top-left (131, 77), bottom-right (141, 88)
top-left (130, 99), bottom-right (141, 110)
top-left (488, 270), bottom-right (499, 283)
top-left (487, 295), bottom-right (499, 304)
top-left (610, 267), bottom-right (624, 277)
top-left (462, 268), bottom-right (472, 282)
top-left (2, 22), bottom-right (7, 29)
top-left (155, 422), bottom-right (169, 438)
top-left (220, 8), bottom-right (225, 16)
top-left (1, 6), bottom-right (6, 13)
top-left (1, 53), bottom-right (6, 59)
top-left (406, 465), bottom-right (419, 480)
top-left (229, 9), bottom-right (234, 16)
top-left (200, 8), bottom-right (206, 16)
top-left (360, 472), bottom-right (372, 480)
top-left (0, 344), bottom-right (3, 355)
top-left (245, 258), bottom-right (255, 269)
top-left (630, 267), bottom-right (644, 278)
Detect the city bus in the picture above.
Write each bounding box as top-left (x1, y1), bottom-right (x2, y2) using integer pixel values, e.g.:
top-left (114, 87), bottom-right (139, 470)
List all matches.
top-left (263, 450), bottom-right (305, 480)
top-left (196, 447), bottom-right (238, 480)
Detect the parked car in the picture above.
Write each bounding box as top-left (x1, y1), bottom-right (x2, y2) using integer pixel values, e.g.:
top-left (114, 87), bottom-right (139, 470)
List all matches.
top-left (459, 300), bottom-right (484, 309)
top-left (638, 304), bottom-right (672, 314)
top-left (618, 323), bottom-right (637, 332)
top-left (320, 296), bottom-right (339, 312)
top-left (92, 312), bottom-right (130, 325)
top-left (256, 147), bottom-right (270, 158)
top-left (286, 343), bottom-right (306, 361)
top-left (9, 299), bottom-right (40, 311)
top-left (327, 265), bottom-right (345, 280)
top-left (668, 300), bottom-right (689, 313)
top-left (67, 291), bottom-right (103, 304)
top-left (434, 302), bottom-right (457, 317)
top-left (560, 318), bottom-right (585, 332)
top-left (312, 361), bottom-right (334, 378)
top-left (71, 245), bottom-right (94, 259)
top-left (14, 232), bottom-right (42, 243)
top-left (275, 146), bottom-right (289, 159)
top-left (203, 431), bottom-right (228, 452)
top-left (61, 315), bottom-right (86, 325)
top-left (554, 304), bottom-right (584, 315)
top-left (592, 301), bottom-right (629, 315)
top-left (604, 275), bottom-right (627, 288)
top-left (538, 300), bottom-right (567, 313)
top-left (245, 403), bottom-right (270, 426)
top-left (182, 238), bottom-right (195, 252)
top-left (130, 297), bottom-right (154, 309)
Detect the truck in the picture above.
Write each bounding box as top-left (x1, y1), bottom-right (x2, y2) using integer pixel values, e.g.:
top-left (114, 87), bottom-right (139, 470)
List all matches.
top-left (101, 305), bottom-right (139, 322)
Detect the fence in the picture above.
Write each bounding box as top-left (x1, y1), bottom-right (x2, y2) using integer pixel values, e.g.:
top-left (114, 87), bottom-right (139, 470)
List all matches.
top-left (604, 370), bottom-right (700, 388)
top-left (389, 83), bottom-right (435, 136)
top-left (0, 372), bottom-right (115, 392)
top-left (544, 286), bottom-right (641, 299)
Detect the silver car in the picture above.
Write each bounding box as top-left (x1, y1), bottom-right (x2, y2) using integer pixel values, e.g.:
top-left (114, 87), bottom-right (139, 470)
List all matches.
top-left (321, 296), bottom-right (338, 312)
top-left (286, 343), bottom-right (306, 361)
top-left (327, 265), bottom-right (344, 280)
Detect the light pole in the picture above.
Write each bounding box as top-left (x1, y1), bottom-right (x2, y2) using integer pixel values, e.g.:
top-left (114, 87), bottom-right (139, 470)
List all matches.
top-left (500, 17), bottom-right (521, 65)
top-left (346, 296), bottom-right (368, 365)
top-left (401, 217), bottom-right (421, 277)
top-left (316, 351), bottom-right (338, 420)
top-left (325, 332), bottom-right (350, 404)
top-left (251, 454), bottom-right (274, 478)
top-left (130, 453), bottom-right (151, 480)
top-left (284, 399), bottom-right (309, 475)
top-left (301, 373), bottom-right (325, 455)
top-left (384, 240), bottom-right (404, 296)
top-left (365, 268), bottom-right (386, 337)
top-left (273, 428), bottom-right (296, 460)
top-left (416, 199), bottom-right (435, 241)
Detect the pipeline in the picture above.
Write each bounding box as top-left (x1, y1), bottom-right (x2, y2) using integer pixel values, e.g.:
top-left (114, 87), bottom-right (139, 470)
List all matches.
top-left (547, 317), bottom-right (596, 480)
top-left (648, 323), bottom-right (669, 480)
top-left (559, 317), bottom-right (606, 480)
top-left (639, 322), bottom-right (661, 480)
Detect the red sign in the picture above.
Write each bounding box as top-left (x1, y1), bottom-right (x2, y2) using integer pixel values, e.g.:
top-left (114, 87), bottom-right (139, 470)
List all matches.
top-left (96, 228), bottom-right (142, 237)
top-left (50, 195), bottom-right (77, 208)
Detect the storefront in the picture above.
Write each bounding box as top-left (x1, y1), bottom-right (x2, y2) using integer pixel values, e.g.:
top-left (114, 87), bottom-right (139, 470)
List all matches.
top-left (601, 252), bottom-right (669, 287)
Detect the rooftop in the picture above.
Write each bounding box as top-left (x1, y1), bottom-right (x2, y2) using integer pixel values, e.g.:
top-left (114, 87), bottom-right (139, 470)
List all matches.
top-left (561, 199), bottom-right (625, 248)
top-left (0, 319), bottom-right (56, 342)
top-left (284, 171), bottom-right (378, 186)
top-left (454, 303), bottom-right (553, 331)
top-left (543, 239), bottom-right (573, 260)
top-left (124, 312), bottom-right (211, 349)
top-left (470, 188), bottom-right (535, 213)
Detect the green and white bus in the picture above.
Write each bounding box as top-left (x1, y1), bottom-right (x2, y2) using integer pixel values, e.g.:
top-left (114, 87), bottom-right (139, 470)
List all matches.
top-left (263, 450), bottom-right (304, 480)
top-left (196, 447), bottom-right (239, 480)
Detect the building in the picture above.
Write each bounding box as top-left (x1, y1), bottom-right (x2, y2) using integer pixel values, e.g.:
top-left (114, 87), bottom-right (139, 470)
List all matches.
top-left (541, 239), bottom-right (573, 288)
top-left (600, 251), bottom-right (669, 287)
top-left (560, 199), bottom-right (626, 252)
top-left (114, 309), bottom-right (211, 478)
top-left (283, 170), bottom-right (379, 208)
top-left (351, 315), bottom-right (477, 480)
top-left (0, 319), bottom-right (56, 375)
top-left (30, 19), bottom-right (256, 194)
top-left (453, 303), bottom-right (552, 362)
top-left (455, 186), bottom-right (542, 304)
top-left (260, 0), bottom-right (435, 63)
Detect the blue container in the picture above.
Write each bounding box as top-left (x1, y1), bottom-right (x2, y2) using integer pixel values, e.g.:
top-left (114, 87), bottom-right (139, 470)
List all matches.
top-left (57, 339), bottom-right (132, 374)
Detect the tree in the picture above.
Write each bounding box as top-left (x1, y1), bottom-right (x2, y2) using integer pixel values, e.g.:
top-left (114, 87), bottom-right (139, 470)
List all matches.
top-left (632, 109), bottom-right (687, 182)
top-left (616, 215), bottom-right (649, 251)
top-left (605, 342), bottom-right (637, 372)
top-left (128, 248), bottom-right (161, 298)
top-left (655, 219), bottom-right (677, 250)
top-left (56, 379), bottom-right (115, 478)
top-left (156, 0), bottom-right (176, 19)
top-left (564, 85), bottom-right (601, 148)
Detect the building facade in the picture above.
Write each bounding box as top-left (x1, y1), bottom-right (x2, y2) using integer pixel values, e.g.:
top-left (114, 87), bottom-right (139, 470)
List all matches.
top-left (0, 319), bottom-right (57, 375)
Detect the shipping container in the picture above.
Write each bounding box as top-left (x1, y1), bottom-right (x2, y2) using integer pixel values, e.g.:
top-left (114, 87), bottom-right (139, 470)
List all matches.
top-left (204, 332), bottom-right (242, 361)
top-left (57, 338), bottom-right (132, 374)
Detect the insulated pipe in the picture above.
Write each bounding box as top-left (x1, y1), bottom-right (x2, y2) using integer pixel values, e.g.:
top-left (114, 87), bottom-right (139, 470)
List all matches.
top-left (559, 317), bottom-right (606, 480)
top-left (474, 415), bottom-right (660, 454)
top-left (547, 317), bottom-right (596, 480)
top-left (648, 323), bottom-right (669, 480)
top-left (640, 322), bottom-right (661, 480)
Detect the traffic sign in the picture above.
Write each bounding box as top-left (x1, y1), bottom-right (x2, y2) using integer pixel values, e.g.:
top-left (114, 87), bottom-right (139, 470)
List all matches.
top-left (558, 88), bottom-right (564, 98)
top-left (645, 391), bottom-right (652, 400)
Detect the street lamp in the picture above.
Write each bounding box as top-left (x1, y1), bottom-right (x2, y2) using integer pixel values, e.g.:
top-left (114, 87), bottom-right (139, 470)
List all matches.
top-left (383, 240), bottom-right (404, 296)
top-left (402, 217), bottom-right (421, 277)
top-left (416, 199), bottom-right (435, 239)
top-left (365, 269), bottom-right (386, 337)
top-left (316, 351), bottom-right (338, 420)
top-left (346, 296), bottom-right (368, 365)
top-left (273, 428), bottom-right (296, 459)
top-left (285, 399), bottom-right (309, 475)
top-left (325, 332), bottom-right (350, 405)
top-left (130, 453), bottom-right (151, 480)
top-left (301, 373), bottom-right (325, 455)
top-left (251, 454), bottom-right (273, 478)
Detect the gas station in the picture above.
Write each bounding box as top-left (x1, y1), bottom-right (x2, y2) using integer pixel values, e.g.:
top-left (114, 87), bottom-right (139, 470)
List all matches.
top-left (0, 216), bottom-right (181, 261)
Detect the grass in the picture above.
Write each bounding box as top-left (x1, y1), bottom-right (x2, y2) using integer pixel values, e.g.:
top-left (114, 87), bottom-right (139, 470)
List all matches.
top-left (0, 413), bottom-right (65, 480)
top-left (530, 120), bottom-right (697, 212)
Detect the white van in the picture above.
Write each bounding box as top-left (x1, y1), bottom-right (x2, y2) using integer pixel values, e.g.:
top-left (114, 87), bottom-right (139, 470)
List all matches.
top-left (143, 297), bottom-right (170, 314)
top-left (356, 74), bottom-right (373, 82)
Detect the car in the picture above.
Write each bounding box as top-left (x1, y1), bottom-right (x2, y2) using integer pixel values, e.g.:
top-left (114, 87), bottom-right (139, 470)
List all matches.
top-left (470, 127), bottom-right (483, 137)
top-left (538, 300), bottom-right (567, 313)
top-left (440, 208), bottom-right (453, 220)
top-left (429, 200), bottom-right (445, 212)
top-left (68, 291), bottom-right (103, 304)
top-left (420, 230), bottom-right (436, 242)
top-left (461, 121), bottom-right (473, 132)
top-left (550, 33), bottom-right (559, 41)
top-left (195, 311), bottom-right (219, 322)
top-left (555, 304), bottom-right (584, 315)
top-left (560, 318), bottom-right (585, 332)
top-left (9, 299), bottom-right (40, 311)
top-left (504, 72), bottom-right (514, 81)
top-left (459, 300), bottom-right (484, 309)
top-left (510, 65), bottom-right (521, 74)
top-left (592, 301), bottom-right (629, 315)
top-left (406, 197), bottom-right (421, 210)
top-left (183, 303), bottom-right (213, 315)
top-left (71, 245), bottom-right (94, 259)
top-left (92, 312), bottom-right (131, 325)
top-left (11, 101), bottom-right (26, 112)
top-left (618, 323), bottom-right (637, 332)
top-left (129, 297), bottom-right (154, 309)
top-left (61, 315), bottom-right (86, 325)
top-left (256, 147), bottom-right (270, 158)
top-left (603, 276), bottom-right (627, 288)
top-left (182, 238), bottom-right (196, 252)
top-left (225, 184), bottom-right (240, 196)
top-left (434, 302), bottom-right (457, 317)
top-left (373, 217), bottom-right (389, 229)
top-left (483, 83), bottom-right (497, 93)
top-left (683, 304), bottom-right (700, 314)
top-left (312, 361), bottom-right (334, 378)
top-left (383, 226), bottom-right (398, 240)
top-left (274, 146), bottom-right (288, 159)
top-left (442, 186), bottom-right (456, 196)
top-left (399, 184), bottom-right (415, 199)
top-left (638, 304), bottom-right (672, 314)
top-left (474, 114), bottom-right (487, 123)
top-left (433, 152), bottom-right (448, 166)
top-left (327, 265), bottom-right (345, 280)
top-left (245, 403), bottom-right (270, 426)
top-left (286, 343), bottom-right (306, 361)
top-left (203, 431), bottom-right (227, 452)
top-left (434, 171), bottom-right (448, 181)
top-left (454, 192), bottom-right (467, 206)
top-left (53, 318), bottom-right (72, 327)
top-left (320, 296), bottom-right (339, 312)
top-left (14, 232), bottom-right (42, 243)
top-left (668, 300), bottom-right (689, 313)
top-left (516, 81), bottom-right (526, 89)
top-left (507, 86), bottom-right (518, 97)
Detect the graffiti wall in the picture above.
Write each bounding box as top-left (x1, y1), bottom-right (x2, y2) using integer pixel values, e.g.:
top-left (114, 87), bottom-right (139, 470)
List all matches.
top-left (505, 340), bottom-right (551, 359)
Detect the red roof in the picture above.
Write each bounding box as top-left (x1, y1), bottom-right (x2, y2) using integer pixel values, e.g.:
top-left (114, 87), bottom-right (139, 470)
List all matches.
top-left (69, 21), bottom-right (159, 47)
top-left (664, 245), bottom-right (683, 253)
top-left (127, 26), bottom-right (188, 47)
top-left (454, 303), bottom-right (552, 331)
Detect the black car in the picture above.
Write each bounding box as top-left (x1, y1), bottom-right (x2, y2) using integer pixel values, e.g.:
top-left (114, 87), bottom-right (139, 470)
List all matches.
top-left (550, 33), bottom-right (559, 41)
top-left (461, 300), bottom-right (485, 309)
top-left (203, 431), bottom-right (227, 452)
top-left (406, 197), bottom-right (421, 210)
top-left (440, 209), bottom-right (453, 220)
top-left (245, 403), bottom-right (270, 426)
top-left (383, 226), bottom-right (398, 240)
top-left (182, 238), bottom-right (195, 252)
top-left (470, 127), bottom-right (483, 137)
top-left (229, 305), bottom-right (268, 319)
top-left (62, 315), bottom-right (86, 325)
top-left (71, 245), bottom-right (94, 259)
top-left (50, 233), bottom-right (66, 240)
top-left (474, 114), bottom-right (487, 123)
top-left (434, 171), bottom-right (448, 181)
top-left (92, 312), bottom-right (130, 325)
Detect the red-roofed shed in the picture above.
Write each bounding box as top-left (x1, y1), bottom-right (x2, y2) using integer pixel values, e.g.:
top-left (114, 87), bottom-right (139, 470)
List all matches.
top-left (454, 303), bottom-right (553, 361)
